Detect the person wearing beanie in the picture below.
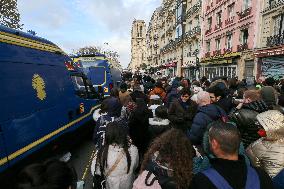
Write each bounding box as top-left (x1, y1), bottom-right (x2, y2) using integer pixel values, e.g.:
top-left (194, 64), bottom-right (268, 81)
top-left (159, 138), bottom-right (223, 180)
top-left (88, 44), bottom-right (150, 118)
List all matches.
top-left (260, 86), bottom-right (283, 114)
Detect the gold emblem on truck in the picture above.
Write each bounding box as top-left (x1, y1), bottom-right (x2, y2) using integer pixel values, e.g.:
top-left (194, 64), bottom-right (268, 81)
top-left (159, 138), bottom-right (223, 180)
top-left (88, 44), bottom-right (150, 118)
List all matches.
top-left (32, 74), bottom-right (46, 100)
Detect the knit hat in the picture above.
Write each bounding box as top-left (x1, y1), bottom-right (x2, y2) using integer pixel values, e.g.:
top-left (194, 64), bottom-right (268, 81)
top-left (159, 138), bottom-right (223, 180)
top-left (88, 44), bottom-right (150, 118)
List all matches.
top-left (256, 110), bottom-right (284, 140)
top-left (260, 86), bottom-right (277, 106)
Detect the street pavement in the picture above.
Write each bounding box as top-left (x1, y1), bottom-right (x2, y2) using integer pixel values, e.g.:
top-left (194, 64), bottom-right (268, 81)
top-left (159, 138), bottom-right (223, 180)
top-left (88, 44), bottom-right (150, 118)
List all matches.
top-left (69, 139), bottom-right (96, 189)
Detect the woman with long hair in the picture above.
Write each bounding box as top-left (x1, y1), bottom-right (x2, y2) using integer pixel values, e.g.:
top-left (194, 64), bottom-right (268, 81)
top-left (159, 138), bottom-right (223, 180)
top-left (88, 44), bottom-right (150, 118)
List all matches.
top-left (133, 129), bottom-right (193, 189)
top-left (92, 121), bottom-right (139, 189)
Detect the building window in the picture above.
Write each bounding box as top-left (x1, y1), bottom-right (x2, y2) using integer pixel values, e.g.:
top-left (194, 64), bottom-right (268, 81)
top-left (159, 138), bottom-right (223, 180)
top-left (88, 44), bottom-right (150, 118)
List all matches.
top-left (206, 41), bottom-right (211, 52)
top-left (208, 17), bottom-right (212, 30)
top-left (228, 4), bottom-right (234, 18)
top-left (195, 16), bottom-right (200, 26)
top-left (273, 14), bottom-right (284, 35)
top-left (226, 34), bottom-right (232, 49)
top-left (176, 4), bottom-right (183, 21)
top-left (140, 26), bottom-right (143, 37)
top-left (240, 29), bottom-right (249, 44)
top-left (216, 11), bottom-right (222, 26)
top-left (176, 24), bottom-right (182, 38)
top-left (215, 38), bottom-right (221, 50)
top-left (243, 0), bottom-right (251, 10)
top-left (188, 21), bottom-right (192, 31)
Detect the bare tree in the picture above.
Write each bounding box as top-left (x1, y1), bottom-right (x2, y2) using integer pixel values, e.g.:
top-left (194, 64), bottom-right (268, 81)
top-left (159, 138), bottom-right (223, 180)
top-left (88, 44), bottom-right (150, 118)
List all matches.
top-left (0, 0), bottom-right (23, 29)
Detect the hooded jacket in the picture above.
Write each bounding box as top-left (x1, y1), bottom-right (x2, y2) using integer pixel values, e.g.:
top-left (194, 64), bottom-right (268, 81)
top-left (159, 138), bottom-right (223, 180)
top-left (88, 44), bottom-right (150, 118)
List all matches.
top-left (246, 110), bottom-right (284, 178)
top-left (229, 100), bottom-right (269, 148)
top-left (188, 104), bottom-right (227, 145)
top-left (149, 118), bottom-right (171, 141)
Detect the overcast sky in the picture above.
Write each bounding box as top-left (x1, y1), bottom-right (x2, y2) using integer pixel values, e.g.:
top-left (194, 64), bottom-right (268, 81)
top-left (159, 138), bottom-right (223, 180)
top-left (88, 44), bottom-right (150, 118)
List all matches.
top-left (18, 0), bottom-right (162, 68)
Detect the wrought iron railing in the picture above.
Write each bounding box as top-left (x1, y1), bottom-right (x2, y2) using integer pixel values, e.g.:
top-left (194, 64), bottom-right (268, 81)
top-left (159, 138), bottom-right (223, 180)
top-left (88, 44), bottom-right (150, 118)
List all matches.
top-left (263, 0), bottom-right (284, 13)
top-left (237, 43), bottom-right (248, 51)
top-left (225, 16), bottom-right (234, 26)
top-left (237, 7), bottom-right (252, 19)
top-left (266, 33), bottom-right (284, 47)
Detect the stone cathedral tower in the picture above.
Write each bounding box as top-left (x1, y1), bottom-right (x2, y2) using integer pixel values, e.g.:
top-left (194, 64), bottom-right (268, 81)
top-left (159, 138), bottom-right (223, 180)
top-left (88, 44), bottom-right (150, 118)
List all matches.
top-left (130, 20), bottom-right (147, 72)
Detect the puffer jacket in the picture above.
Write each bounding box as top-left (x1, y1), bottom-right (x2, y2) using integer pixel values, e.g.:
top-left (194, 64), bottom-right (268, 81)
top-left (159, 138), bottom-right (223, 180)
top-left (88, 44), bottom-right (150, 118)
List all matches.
top-left (149, 87), bottom-right (166, 100)
top-left (148, 118), bottom-right (171, 141)
top-left (246, 110), bottom-right (284, 178)
top-left (229, 100), bottom-right (269, 148)
top-left (188, 104), bottom-right (227, 145)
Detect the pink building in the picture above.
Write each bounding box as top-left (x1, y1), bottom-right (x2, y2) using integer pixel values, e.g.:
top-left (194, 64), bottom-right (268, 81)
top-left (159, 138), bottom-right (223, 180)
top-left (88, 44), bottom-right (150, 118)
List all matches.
top-left (200, 0), bottom-right (261, 81)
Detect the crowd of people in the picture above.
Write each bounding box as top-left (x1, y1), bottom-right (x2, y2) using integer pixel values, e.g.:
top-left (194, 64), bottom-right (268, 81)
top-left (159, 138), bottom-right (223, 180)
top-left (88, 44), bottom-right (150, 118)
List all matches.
top-left (16, 74), bottom-right (284, 189)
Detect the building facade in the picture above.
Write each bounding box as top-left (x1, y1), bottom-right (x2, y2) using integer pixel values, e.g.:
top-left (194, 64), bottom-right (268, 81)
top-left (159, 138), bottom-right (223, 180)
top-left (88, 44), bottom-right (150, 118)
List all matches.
top-left (145, 0), bottom-right (202, 79)
top-left (200, 0), bottom-right (261, 81)
top-left (254, 0), bottom-right (284, 80)
top-left (146, 7), bottom-right (162, 70)
top-left (130, 20), bottom-right (147, 72)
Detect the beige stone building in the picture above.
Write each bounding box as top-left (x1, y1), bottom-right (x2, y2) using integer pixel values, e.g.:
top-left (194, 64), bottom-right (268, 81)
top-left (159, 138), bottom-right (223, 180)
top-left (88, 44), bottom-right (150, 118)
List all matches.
top-left (254, 0), bottom-right (284, 79)
top-left (146, 7), bottom-right (162, 69)
top-left (146, 0), bottom-right (202, 79)
top-left (130, 20), bottom-right (147, 72)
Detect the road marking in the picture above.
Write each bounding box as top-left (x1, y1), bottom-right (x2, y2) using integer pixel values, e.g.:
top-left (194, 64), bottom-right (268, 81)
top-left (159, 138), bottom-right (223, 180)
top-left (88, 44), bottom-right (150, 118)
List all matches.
top-left (81, 148), bottom-right (96, 180)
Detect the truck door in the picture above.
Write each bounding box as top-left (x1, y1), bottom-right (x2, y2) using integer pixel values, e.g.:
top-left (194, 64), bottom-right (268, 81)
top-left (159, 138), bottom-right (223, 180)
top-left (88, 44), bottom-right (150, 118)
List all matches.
top-left (0, 126), bottom-right (8, 172)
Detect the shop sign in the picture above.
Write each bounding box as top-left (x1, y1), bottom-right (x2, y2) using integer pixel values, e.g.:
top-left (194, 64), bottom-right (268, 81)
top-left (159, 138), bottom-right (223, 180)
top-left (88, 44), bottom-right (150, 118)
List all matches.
top-left (255, 48), bottom-right (284, 58)
top-left (201, 52), bottom-right (240, 62)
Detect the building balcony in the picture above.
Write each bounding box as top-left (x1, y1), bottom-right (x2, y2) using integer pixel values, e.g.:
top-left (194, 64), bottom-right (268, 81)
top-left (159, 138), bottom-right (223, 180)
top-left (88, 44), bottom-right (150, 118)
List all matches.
top-left (186, 0), bottom-right (202, 19)
top-left (237, 7), bottom-right (252, 19)
top-left (223, 47), bottom-right (232, 54)
top-left (205, 52), bottom-right (211, 58)
top-left (214, 22), bottom-right (222, 31)
top-left (225, 16), bottom-right (234, 26)
top-left (237, 43), bottom-right (248, 51)
top-left (205, 28), bottom-right (212, 35)
top-left (266, 33), bottom-right (284, 47)
top-left (213, 49), bottom-right (222, 56)
top-left (263, 0), bottom-right (284, 13)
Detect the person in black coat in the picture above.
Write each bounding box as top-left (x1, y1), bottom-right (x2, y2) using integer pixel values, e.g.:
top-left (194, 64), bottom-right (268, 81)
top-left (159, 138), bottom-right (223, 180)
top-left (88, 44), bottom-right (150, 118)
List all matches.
top-left (130, 84), bottom-right (148, 104)
top-left (128, 98), bottom-right (152, 157)
top-left (190, 121), bottom-right (273, 189)
top-left (229, 89), bottom-right (269, 148)
top-left (148, 105), bottom-right (171, 142)
top-left (168, 88), bottom-right (198, 132)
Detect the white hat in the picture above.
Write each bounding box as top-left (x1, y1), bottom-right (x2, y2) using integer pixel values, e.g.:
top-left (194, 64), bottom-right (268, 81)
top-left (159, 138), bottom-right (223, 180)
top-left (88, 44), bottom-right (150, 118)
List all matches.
top-left (150, 95), bottom-right (160, 100)
top-left (256, 110), bottom-right (284, 139)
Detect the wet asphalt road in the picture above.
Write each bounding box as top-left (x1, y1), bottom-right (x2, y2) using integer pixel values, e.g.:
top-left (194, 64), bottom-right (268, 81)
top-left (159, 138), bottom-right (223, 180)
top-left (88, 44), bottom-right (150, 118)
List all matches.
top-left (69, 139), bottom-right (95, 189)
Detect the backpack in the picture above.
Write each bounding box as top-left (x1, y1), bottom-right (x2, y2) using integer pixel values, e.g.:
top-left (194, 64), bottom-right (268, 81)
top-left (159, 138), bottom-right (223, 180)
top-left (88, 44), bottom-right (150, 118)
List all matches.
top-left (202, 166), bottom-right (260, 189)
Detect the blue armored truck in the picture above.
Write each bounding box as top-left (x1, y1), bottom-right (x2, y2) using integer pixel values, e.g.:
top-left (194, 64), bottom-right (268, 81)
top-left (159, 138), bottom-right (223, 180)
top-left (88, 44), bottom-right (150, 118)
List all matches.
top-left (72, 54), bottom-right (122, 97)
top-left (0, 26), bottom-right (100, 175)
